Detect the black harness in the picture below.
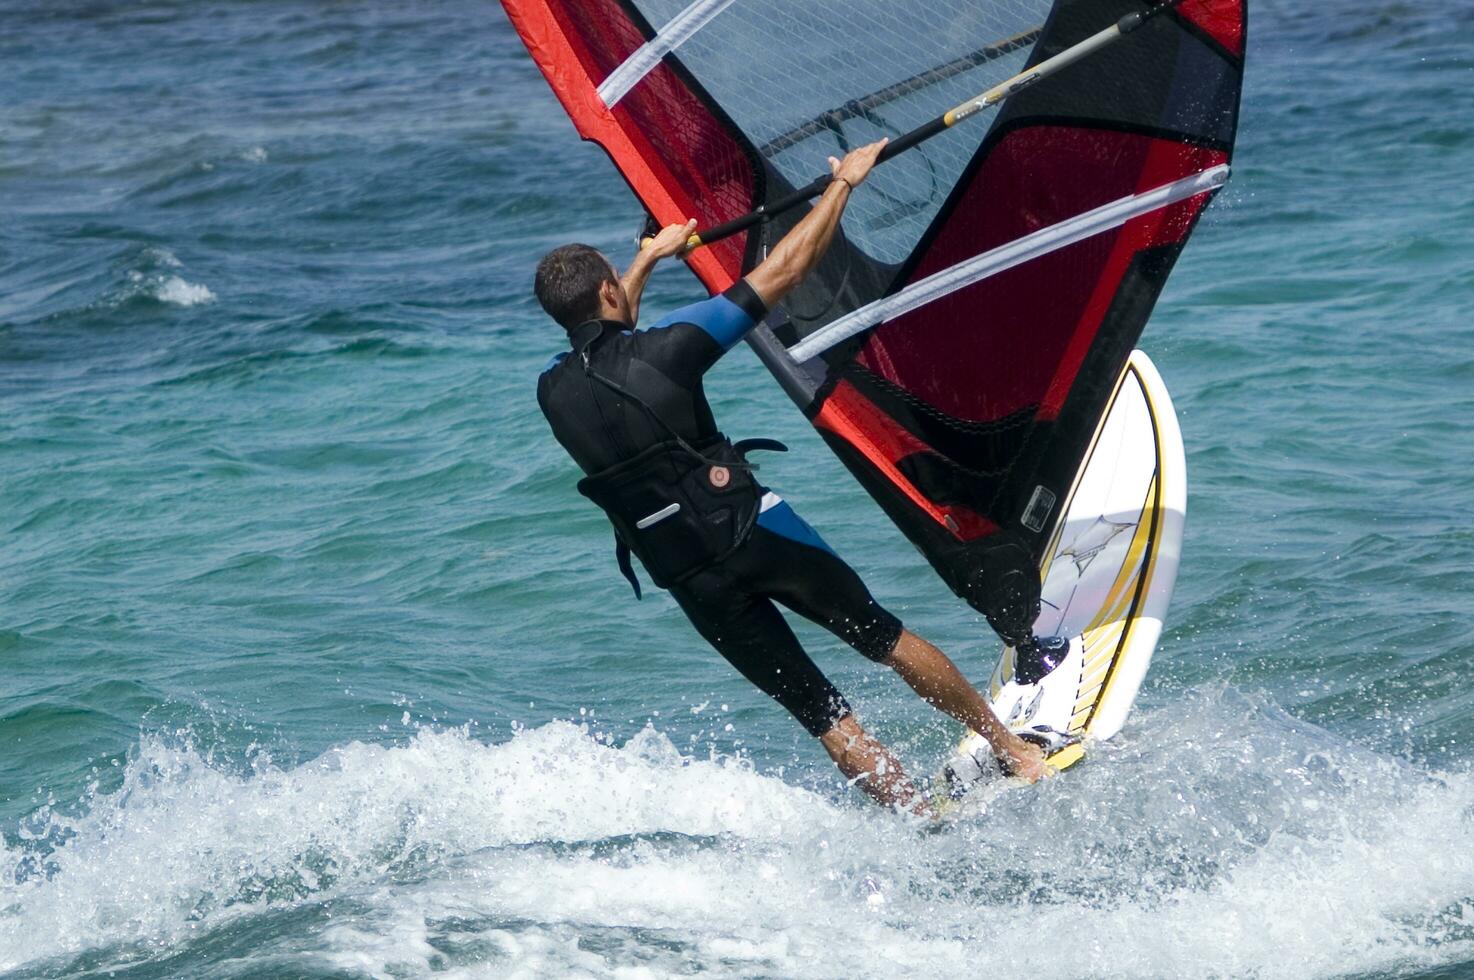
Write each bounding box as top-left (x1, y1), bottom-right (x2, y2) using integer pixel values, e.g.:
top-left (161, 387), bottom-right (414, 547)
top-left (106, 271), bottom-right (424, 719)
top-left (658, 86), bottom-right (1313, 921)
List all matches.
top-left (569, 323), bottom-right (784, 597)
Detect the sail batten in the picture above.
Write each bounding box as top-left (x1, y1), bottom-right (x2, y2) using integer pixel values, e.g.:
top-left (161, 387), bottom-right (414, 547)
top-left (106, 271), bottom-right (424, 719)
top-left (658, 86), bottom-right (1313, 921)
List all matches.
top-left (596, 0), bottom-right (734, 107)
top-left (787, 163), bottom-right (1229, 363)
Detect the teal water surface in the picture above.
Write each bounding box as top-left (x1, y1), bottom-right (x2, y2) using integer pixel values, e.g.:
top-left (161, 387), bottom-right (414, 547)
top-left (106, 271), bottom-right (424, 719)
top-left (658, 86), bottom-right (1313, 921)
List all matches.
top-left (3, 1), bottom-right (1474, 976)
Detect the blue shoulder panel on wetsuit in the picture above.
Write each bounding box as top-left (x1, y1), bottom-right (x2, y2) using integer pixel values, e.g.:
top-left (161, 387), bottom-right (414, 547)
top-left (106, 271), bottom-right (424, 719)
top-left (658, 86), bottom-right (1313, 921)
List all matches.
top-left (645, 294), bottom-right (755, 353)
top-left (541, 351), bottom-right (569, 374)
top-left (757, 500), bottom-right (837, 557)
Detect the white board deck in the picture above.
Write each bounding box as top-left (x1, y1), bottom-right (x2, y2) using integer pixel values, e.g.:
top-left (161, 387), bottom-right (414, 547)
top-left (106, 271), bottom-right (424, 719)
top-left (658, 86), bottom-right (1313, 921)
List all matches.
top-left (944, 349), bottom-right (1185, 787)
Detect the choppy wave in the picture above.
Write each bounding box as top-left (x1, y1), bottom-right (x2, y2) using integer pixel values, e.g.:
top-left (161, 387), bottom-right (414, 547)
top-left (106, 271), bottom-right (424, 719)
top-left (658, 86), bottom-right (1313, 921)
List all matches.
top-left (4, 691), bottom-right (1473, 978)
top-left (115, 247), bottom-right (215, 308)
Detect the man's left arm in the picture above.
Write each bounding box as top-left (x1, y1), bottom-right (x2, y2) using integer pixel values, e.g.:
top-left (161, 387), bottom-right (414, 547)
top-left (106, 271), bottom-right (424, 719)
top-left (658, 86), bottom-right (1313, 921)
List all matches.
top-left (620, 219), bottom-right (697, 324)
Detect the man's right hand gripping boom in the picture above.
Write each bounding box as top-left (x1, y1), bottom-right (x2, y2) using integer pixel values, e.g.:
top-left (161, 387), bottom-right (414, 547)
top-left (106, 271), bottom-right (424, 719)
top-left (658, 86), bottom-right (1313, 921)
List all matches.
top-left (743, 137), bottom-right (888, 308)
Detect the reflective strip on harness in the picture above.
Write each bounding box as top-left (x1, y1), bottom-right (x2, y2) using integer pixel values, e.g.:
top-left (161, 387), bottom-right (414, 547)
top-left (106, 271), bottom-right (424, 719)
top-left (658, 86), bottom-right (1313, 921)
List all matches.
top-left (636, 502), bottom-right (682, 529)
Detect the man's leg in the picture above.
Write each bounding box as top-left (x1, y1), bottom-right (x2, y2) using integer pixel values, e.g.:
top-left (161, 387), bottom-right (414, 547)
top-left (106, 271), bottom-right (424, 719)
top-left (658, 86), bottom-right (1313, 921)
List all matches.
top-left (883, 630), bottom-right (1046, 781)
top-left (669, 570), bottom-right (929, 811)
top-left (744, 507), bottom-right (1046, 782)
top-left (818, 714), bottom-right (928, 815)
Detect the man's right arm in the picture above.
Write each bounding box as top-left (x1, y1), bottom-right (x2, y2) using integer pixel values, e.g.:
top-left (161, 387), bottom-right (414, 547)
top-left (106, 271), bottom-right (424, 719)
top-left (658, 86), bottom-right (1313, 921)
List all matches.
top-left (648, 139), bottom-right (887, 381)
top-left (743, 138), bottom-right (888, 310)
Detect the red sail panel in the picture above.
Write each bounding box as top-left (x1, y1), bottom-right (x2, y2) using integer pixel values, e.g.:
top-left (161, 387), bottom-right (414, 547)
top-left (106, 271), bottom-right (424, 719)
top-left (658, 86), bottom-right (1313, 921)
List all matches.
top-left (857, 129), bottom-right (1226, 426)
top-left (815, 380), bottom-right (1001, 540)
top-left (836, 130), bottom-right (1227, 545)
top-left (1177, 0), bottom-right (1246, 56)
top-left (1041, 143), bottom-right (1226, 418)
top-left (502, 0), bottom-right (750, 291)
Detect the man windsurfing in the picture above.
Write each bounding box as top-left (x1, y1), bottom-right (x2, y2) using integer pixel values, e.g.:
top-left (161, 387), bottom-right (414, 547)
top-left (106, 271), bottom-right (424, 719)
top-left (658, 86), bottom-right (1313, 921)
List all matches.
top-left (534, 139), bottom-right (1047, 813)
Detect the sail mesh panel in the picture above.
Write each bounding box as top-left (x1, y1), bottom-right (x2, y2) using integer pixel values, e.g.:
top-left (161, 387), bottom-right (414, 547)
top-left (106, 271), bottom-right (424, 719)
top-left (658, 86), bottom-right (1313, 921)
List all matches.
top-left (627, 0), bottom-right (1053, 266)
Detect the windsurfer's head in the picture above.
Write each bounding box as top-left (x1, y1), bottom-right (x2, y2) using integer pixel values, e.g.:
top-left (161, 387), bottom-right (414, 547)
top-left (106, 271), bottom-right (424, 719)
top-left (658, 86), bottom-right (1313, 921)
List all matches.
top-left (534, 244), bottom-right (630, 330)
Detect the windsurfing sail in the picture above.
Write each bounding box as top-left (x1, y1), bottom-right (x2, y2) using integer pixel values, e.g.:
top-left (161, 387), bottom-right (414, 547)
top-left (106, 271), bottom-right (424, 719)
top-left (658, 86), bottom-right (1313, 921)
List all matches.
top-left (503, 0), bottom-right (1245, 632)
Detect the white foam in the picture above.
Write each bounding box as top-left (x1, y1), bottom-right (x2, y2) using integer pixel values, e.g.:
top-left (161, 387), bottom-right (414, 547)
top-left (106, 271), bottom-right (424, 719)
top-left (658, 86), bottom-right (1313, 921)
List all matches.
top-left (0, 723), bottom-right (834, 972)
top-left (114, 249), bottom-right (214, 307)
top-left (3, 699), bottom-right (1473, 978)
top-left (143, 246), bottom-right (182, 268)
top-left (153, 275), bottom-right (216, 306)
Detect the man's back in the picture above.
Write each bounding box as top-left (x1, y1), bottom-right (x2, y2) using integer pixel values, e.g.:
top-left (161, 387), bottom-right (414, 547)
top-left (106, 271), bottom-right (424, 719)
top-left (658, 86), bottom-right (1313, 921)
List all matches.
top-left (536, 283), bottom-right (767, 476)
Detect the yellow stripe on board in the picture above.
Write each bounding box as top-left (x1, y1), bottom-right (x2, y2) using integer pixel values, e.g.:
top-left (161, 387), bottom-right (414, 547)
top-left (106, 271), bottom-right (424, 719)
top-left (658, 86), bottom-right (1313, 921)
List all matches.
top-left (1092, 505), bottom-right (1164, 727)
top-left (1082, 618), bottom-right (1126, 658)
top-left (1080, 622), bottom-right (1124, 669)
top-left (1084, 485), bottom-right (1155, 633)
top-left (1086, 368), bottom-right (1172, 732)
top-left (1076, 652), bottom-right (1118, 697)
top-left (1048, 743), bottom-right (1086, 771)
top-left (974, 359), bottom-right (1179, 767)
top-left (1079, 624), bottom-right (1125, 673)
top-left (1049, 364), bottom-right (1171, 742)
top-left (1070, 621), bottom-right (1124, 724)
top-left (1079, 660), bottom-right (1112, 695)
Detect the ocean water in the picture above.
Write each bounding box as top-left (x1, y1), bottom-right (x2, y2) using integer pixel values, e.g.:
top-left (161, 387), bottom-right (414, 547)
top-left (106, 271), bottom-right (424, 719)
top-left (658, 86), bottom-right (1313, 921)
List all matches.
top-left (3, 0), bottom-right (1474, 976)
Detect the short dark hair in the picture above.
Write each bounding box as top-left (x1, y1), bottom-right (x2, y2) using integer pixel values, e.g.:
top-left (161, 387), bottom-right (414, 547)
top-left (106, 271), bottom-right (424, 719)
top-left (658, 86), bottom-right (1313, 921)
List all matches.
top-left (534, 244), bottom-right (616, 330)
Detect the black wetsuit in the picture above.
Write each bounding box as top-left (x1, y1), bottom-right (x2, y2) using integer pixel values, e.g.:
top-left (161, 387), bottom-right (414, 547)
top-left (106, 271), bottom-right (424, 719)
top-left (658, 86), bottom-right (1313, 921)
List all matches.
top-left (537, 281), bottom-right (903, 737)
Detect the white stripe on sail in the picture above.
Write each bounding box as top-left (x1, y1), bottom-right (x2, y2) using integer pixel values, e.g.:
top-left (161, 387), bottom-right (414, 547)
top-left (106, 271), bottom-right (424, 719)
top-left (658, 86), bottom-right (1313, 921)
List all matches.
top-left (785, 165), bottom-right (1231, 364)
top-left (596, 0), bottom-right (734, 107)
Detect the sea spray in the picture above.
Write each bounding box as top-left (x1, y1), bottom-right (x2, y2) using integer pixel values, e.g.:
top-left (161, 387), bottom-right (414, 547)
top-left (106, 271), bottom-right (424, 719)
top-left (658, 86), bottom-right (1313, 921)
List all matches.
top-left (5, 696), bottom-right (1474, 977)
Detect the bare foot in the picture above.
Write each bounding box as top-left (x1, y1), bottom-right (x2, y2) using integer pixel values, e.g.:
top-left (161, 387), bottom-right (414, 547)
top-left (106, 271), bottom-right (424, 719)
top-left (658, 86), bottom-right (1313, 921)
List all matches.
top-left (998, 739), bottom-right (1051, 783)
